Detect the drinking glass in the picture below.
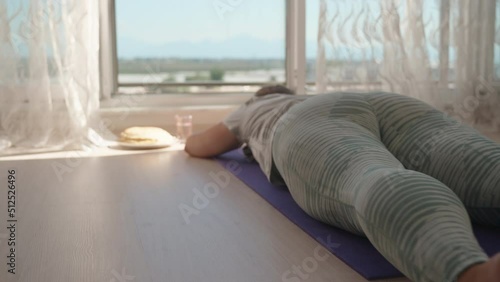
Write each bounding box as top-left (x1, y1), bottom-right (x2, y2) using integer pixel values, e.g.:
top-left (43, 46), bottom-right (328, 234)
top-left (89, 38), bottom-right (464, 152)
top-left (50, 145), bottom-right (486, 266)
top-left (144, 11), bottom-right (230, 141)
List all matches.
top-left (175, 114), bottom-right (193, 142)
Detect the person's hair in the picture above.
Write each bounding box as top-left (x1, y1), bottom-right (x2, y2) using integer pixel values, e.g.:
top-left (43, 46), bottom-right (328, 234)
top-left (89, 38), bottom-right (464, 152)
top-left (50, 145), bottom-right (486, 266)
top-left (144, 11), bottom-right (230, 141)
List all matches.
top-left (242, 144), bottom-right (254, 161)
top-left (254, 85), bottom-right (295, 97)
top-left (241, 85), bottom-right (295, 161)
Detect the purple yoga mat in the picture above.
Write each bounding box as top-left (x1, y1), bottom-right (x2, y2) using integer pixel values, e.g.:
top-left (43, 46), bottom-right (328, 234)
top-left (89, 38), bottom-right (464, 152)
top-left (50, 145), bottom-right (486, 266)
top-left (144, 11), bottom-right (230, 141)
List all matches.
top-left (215, 149), bottom-right (500, 280)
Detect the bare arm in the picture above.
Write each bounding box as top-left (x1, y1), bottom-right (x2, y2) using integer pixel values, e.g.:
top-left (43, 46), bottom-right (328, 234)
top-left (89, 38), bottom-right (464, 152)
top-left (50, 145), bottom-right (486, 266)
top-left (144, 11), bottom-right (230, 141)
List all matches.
top-left (184, 123), bottom-right (241, 158)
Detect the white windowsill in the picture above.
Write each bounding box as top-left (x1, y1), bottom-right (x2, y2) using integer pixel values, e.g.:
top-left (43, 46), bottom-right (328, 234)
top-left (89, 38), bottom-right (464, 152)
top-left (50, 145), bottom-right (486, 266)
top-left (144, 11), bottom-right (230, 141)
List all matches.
top-left (99, 93), bottom-right (252, 134)
top-left (100, 92), bottom-right (253, 108)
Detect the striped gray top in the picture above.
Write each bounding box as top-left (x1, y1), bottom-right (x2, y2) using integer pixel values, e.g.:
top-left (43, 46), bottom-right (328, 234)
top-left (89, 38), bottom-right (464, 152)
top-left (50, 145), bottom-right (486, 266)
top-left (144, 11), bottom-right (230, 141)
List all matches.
top-left (222, 94), bottom-right (312, 183)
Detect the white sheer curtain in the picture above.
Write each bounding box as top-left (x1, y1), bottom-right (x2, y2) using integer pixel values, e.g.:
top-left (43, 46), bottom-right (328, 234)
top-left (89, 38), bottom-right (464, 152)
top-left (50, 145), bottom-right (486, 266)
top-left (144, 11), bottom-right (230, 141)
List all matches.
top-left (316, 0), bottom-right (500, 134)
top-left (0, 0), bottom-right (100, 155)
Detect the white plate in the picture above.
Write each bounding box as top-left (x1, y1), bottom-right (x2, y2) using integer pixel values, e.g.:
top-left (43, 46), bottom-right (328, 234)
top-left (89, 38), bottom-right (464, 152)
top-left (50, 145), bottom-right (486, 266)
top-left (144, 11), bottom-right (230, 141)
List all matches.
top-left (117, 140), bottom-right (177, 149)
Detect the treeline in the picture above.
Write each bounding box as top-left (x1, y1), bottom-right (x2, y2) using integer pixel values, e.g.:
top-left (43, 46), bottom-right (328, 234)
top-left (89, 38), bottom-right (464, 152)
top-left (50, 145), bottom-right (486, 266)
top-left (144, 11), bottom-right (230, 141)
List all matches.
top-left (118, 58), bottom-right (285, 74)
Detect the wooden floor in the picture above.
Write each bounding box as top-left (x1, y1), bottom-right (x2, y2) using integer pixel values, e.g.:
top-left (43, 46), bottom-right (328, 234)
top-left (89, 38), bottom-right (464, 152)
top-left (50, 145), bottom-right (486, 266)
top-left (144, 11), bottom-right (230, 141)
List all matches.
top-left (0, 147), bottom-right (411, 282)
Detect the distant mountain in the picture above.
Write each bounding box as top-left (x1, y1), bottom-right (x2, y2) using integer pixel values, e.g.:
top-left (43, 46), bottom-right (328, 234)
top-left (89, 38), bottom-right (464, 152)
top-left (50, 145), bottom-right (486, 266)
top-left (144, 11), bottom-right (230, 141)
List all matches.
top-left (117, 35), bottom-right (318, 59)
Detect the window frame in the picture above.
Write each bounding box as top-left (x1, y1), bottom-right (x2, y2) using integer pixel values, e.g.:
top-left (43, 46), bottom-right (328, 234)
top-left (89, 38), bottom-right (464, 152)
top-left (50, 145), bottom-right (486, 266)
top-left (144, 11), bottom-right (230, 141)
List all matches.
top-left (100, 0), bottom-right (118, 101)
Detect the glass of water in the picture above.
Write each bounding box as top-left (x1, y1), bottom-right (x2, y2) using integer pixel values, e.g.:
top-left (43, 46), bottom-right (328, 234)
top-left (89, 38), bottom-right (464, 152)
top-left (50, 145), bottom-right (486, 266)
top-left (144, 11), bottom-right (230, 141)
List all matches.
top-left (175, 114), bottom-right (193, 142)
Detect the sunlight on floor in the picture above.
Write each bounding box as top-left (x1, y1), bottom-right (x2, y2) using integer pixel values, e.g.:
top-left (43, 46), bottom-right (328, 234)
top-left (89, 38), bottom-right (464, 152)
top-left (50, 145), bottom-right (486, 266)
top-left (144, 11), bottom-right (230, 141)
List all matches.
top-left (0, 143), bottom-right (185, 161)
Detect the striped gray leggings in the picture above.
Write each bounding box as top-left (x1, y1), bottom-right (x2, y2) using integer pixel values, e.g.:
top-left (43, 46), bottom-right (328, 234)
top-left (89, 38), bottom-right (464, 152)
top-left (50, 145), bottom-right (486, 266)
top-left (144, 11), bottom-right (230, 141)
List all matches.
top-left (272, 92), bottom-right (500, 282)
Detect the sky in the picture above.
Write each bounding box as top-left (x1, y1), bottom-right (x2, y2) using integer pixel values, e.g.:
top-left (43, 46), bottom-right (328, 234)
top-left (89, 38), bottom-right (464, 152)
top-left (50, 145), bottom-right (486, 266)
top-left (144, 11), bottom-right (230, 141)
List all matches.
top-left (116, 0), bottom-right (321, 58)
top-left (117, 0), bottom-right (290, 43)
top-left (115, 0), bottom-right (441, 59)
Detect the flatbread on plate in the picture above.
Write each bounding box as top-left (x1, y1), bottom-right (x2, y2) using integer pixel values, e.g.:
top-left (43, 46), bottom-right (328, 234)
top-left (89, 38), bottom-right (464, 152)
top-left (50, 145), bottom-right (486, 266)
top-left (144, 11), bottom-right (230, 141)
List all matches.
top-left (119, 127), bottom-right (175, 145)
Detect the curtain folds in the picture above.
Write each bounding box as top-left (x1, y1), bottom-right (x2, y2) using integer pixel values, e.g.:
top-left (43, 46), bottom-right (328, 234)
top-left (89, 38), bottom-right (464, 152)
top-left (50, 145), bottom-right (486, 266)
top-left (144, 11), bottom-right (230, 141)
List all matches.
top-left (0, 0), bottom-right (100, 154)
top-left (316, 0), bottom-right (500, 134)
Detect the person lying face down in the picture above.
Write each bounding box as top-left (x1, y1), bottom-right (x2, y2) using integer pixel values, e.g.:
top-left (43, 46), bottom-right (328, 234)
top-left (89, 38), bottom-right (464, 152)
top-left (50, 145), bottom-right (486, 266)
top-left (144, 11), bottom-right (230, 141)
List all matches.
top-left (184, 83), bottom-right (302, 162)
top-left (185, 87), bottom-right (500, 282)
top-left (185, 84), bottom-right (310, 184)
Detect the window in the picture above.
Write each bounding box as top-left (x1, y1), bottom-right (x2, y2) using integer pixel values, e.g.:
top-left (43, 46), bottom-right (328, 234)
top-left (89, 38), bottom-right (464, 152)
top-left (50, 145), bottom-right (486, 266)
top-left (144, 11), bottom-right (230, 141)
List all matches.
top-left (305, 0), bottom-right (445, 93)
top-left (110, 0), bottom-right (499, 99)
top-left (115, 0), bottom-right (286, 95)
top-left (305, 0), bottom-right (385, 93)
